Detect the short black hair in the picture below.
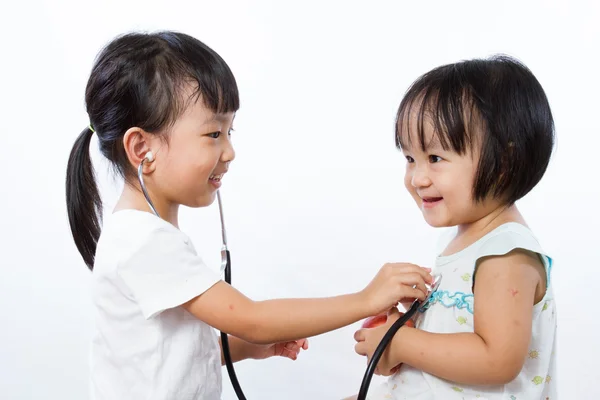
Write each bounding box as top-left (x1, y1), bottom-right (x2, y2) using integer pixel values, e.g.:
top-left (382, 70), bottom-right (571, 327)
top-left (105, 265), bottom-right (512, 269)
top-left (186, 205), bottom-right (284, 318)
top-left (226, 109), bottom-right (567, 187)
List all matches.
top-left (395, 54), bottom-right (554, 205)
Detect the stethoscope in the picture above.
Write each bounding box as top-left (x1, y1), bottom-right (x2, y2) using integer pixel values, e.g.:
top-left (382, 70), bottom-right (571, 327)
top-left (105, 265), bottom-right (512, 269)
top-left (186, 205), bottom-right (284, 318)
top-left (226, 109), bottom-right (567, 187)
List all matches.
top-left (138, 158), bottom-right (442, 400)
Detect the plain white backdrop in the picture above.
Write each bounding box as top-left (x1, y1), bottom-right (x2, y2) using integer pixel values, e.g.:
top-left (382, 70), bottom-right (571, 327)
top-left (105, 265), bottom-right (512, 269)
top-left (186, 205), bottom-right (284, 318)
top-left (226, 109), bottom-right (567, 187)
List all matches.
top-left (1, 0), bottom-right (598, 398)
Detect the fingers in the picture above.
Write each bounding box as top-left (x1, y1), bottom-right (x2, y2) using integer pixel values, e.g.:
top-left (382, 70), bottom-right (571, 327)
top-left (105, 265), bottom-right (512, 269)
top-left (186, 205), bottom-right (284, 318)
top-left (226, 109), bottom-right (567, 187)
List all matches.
top-left (387, 263), bottom-right (434, 284)
top-left (354, 329), bottom-right (366, 342)
top-left (383, 264), bottom-right (433, 298)
top-left (284, 339), bottom-right (308, 350)
top-left (281, 339), bottom-right (308, 361)
top-left (391, 273), bottom-right (428, 300)
top-left (396, 271), bottom-right (430, 288)
top-left (414, 280), bottom-right (429, 299)
top-left (407, 285), bottom-right (427, 301)
top-left (284, 342), bottom-right (298, 352)
top-left (284, 349), bottom-right (298, 360)
top-left (283, 345), bottom-right (299, 360)
top-left (354, 340), bottom-right (367, 357)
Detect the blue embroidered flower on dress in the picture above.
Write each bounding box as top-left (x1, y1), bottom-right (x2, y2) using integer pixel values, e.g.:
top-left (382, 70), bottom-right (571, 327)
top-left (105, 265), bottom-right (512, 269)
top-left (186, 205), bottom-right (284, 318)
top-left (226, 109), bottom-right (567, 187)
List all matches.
top-left (419, 290), bottom-right (474, 314)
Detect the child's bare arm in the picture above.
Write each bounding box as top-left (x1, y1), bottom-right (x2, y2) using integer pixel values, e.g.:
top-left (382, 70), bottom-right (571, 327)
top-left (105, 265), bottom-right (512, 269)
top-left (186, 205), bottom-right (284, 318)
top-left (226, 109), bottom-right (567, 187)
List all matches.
top-left (183, 263), bottom-right (432, 344)
top-left (218, 335), bottom-right (250, 365)
top-left (356, 249), bottom-right (545, 385)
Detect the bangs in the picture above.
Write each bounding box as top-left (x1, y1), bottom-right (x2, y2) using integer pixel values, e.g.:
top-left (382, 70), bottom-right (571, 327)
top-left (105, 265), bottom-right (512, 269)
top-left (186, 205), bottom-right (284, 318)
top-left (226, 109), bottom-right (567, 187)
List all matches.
top-left (131, 31), bottom-right (240, 134)
top-left (186, 50), bottom-right (240, 115)
top-left (395, 67), bottom-right (481, 154)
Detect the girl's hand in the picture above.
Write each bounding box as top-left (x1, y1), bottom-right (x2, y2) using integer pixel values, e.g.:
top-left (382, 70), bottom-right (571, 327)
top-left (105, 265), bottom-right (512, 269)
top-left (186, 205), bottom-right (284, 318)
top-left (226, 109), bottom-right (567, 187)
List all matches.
top-left (248, 338), bottom-right (309, 361)
top-left (360, 263), bottom-right (432, 316)
top-left (354, 308), bottom-right (406, 376)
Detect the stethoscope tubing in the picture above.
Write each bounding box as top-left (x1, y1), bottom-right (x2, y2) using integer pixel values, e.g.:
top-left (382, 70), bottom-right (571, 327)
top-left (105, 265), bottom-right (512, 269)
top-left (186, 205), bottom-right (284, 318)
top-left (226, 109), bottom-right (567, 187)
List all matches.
top-left (356, 301), bottom-right (420, 400)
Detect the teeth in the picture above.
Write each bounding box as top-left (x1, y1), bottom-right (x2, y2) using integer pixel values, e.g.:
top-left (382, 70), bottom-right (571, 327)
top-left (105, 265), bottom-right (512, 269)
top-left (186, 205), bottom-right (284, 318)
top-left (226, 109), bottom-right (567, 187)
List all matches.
top-left (210, 174), bottom-right (223, 181)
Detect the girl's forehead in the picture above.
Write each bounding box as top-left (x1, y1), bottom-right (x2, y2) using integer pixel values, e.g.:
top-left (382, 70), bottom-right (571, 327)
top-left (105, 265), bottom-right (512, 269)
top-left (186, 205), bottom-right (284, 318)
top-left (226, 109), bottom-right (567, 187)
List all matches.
top-left (210, 111), bottom-right (236, 123)
top-left (397, 111), bottom-right (442, 151)
top-left (185, 99), bottom-right (235, 124)
top-left (400, 131), bottom-right (442, 152)
top-left (397, 99), bottom-right (483, 155)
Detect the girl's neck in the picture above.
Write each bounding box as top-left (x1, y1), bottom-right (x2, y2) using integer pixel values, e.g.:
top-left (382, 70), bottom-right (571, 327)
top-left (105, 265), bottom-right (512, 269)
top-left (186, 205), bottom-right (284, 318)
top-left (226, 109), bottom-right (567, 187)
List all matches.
top-left (444, 204), bottom-right (526, 256)
top-left (115, 183), bottom-right (180, 228)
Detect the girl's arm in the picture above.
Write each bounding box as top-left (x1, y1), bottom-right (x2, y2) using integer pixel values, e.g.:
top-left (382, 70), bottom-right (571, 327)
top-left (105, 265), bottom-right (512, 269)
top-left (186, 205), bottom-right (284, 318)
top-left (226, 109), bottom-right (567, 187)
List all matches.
top-left (218, 335), bottom-right (252, 365)
top-left (183, 263), bottom-right (433, 344)
top-left (355, 249), bottom-right (546, 385)
top-left (219, 335), bottom-right (309, 365)
top-left (219, 336), bottom-right (245, 364)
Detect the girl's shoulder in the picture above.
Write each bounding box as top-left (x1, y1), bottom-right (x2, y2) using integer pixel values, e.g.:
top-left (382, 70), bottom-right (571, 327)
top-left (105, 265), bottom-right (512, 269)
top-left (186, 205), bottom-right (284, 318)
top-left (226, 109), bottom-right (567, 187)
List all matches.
top-left (437, 222), bottom-right (549, 266)
top-left (94, 209), bottom-right (220, 319)
top-left (95, 209), bottom-right (193, 270)
top-left (476, 222), bottom-right (547, 259)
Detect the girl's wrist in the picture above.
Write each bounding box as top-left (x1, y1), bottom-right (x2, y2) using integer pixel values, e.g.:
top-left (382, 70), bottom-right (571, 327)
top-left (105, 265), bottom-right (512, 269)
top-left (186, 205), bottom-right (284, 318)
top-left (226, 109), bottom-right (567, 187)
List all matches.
top-left (236, 338), bottom-right (256, 360)
top-left (353, 291), bottom-right (375, 319)
top-left (223, 336), bottom-right (254, 363)
top-left (389, 325), bottom-right (413, 365)
top-left (245, 342), bottom-right (262, 360)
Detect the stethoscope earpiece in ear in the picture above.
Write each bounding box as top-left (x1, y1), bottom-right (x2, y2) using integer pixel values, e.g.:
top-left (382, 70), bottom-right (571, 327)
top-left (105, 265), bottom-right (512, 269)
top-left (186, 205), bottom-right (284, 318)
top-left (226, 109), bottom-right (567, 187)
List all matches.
top-left (138, 150), bottom-right (158, 217)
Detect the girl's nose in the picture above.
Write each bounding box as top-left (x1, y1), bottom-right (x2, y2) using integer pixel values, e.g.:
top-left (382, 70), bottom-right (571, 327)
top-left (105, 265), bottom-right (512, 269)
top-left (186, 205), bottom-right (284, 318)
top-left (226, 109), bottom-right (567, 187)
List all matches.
top-left (411, 165), bottom-right (431, 188)
top-left (221, 136), bottom-right (235, 164)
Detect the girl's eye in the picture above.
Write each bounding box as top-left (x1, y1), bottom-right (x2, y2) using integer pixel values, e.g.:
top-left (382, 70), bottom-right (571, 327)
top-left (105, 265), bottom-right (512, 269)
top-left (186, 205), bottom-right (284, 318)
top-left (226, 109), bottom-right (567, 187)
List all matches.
top-left (405, 155), bottom-right (415, 163)
top-left (429, 155), bottom-right (442, 163)
top-left (208, 128), bottom-right (234, 139)
top-left (228, 128), bottom-right (235, 136)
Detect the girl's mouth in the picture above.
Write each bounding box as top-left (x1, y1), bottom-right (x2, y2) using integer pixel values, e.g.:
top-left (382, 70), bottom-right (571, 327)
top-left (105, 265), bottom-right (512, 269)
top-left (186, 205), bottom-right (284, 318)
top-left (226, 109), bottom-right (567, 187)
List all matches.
top-left (209, 173), bottom-right (223, 182)
top-left (209, 173), bottom-right (224, 188)
top-left (422, 197), bottom-right (443, 208)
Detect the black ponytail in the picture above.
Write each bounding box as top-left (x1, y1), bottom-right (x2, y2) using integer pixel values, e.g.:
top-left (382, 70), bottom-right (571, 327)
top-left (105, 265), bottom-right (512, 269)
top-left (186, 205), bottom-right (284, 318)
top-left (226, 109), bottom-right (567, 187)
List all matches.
top-left (66, 126), bottom-right (102, 270)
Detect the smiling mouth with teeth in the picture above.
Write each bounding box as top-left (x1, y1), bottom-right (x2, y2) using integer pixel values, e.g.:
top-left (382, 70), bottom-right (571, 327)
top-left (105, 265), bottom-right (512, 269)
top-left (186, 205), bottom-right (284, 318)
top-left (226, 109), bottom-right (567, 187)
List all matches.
top-left (209, 173), bottom-right (223, 182)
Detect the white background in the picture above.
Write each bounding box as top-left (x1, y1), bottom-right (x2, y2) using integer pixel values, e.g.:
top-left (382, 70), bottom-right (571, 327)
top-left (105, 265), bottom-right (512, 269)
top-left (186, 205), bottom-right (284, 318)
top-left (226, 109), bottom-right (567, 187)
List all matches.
top-left (1, 0), bottom-right (598, 399)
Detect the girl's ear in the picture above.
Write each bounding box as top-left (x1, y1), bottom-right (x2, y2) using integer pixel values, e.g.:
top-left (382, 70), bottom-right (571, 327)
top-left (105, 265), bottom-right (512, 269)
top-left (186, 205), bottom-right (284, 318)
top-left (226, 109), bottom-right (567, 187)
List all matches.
top-left (123, 128), bottom-right (156, 173)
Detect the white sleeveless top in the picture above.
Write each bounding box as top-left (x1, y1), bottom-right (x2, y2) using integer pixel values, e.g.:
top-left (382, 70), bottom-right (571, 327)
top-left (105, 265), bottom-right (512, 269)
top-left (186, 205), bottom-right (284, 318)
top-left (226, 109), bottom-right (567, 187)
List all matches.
top-left (368, 223), bottom-right (557, 400)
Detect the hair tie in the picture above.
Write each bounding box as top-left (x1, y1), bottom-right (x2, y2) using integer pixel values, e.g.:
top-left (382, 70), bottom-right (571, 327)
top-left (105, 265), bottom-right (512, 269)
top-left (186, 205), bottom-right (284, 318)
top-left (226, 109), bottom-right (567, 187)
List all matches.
top-left (89, 124), bottom-right (95, 133)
